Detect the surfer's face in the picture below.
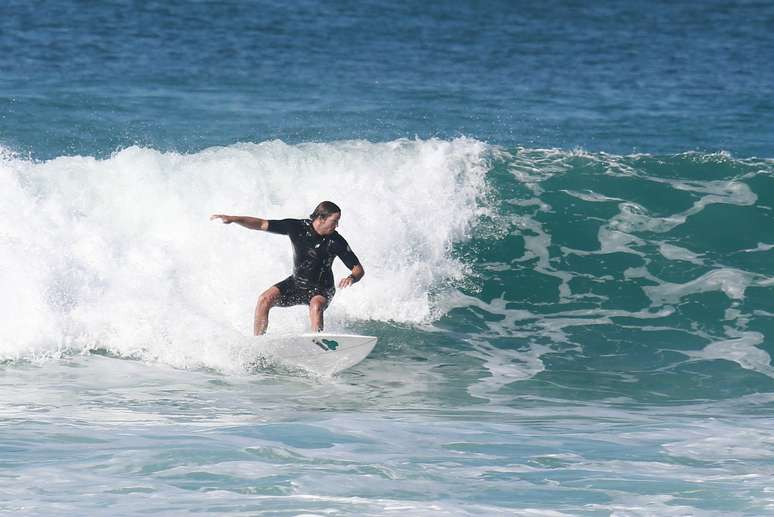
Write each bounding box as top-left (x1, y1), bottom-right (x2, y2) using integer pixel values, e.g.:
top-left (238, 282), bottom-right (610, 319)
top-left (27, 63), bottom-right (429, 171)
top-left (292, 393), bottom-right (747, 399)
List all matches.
top-left (315, 212), bottom-right (340, 236)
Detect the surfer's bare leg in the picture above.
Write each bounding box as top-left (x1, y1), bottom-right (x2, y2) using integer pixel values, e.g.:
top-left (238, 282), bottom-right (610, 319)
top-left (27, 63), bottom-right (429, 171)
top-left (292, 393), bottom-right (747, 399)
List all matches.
top-left (309, 295), bottom-right (327, 333)
top-left (255, 286), bottom-right (281, 335)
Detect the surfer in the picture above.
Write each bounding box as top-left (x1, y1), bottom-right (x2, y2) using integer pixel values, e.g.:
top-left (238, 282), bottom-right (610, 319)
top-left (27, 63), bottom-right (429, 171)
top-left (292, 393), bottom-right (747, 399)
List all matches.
top-left (210, 201), bottom-right (364, 335)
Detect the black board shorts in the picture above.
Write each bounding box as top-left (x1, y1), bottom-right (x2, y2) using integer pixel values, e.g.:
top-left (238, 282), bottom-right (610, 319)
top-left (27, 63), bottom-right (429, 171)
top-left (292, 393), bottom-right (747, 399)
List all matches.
top-left (273, 276), bottom-right (335, 308)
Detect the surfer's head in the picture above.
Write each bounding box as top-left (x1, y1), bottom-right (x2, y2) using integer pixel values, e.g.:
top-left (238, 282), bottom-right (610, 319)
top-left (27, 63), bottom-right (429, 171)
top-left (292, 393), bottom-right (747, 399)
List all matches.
top-left (310, 201), bottom-right (341, 236)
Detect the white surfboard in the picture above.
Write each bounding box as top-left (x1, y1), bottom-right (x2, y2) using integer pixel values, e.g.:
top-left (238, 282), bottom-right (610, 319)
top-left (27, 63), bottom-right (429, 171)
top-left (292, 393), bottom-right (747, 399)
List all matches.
top-left (250, 333), bottom-right (377, 376)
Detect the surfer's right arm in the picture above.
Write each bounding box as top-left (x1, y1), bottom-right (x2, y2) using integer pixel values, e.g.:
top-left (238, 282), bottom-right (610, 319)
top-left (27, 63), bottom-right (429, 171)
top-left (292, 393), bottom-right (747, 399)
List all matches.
top-left (210, 214), bottom-right (269, 231)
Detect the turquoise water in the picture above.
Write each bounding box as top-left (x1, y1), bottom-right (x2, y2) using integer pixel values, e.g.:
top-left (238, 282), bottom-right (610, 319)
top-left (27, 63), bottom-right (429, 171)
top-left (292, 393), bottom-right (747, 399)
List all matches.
top-left (2, 1), bottom-right (774, 515)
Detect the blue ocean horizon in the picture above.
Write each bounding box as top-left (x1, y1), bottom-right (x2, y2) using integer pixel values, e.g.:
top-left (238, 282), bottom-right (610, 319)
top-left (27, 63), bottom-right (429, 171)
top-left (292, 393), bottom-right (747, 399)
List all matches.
top-left (3, 0), bottom-right (772, 159)
top-left (2, 1), bottom-right (773, 514)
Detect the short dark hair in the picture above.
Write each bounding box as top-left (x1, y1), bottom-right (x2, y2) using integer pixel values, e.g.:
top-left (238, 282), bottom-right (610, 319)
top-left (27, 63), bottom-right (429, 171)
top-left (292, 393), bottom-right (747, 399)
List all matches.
top-left (310, 201), bottom-right (341, 220)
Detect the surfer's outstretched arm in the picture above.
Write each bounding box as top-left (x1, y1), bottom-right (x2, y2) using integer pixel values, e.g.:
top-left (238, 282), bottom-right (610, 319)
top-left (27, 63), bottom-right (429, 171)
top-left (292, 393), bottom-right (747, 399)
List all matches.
top-left (210, 214), bottom-right (268, 231)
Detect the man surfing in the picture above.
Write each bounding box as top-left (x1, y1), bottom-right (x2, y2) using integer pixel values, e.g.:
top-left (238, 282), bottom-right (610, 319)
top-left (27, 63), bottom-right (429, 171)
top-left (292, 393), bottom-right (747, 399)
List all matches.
top-left (210, 201), bottom-right (364, 335)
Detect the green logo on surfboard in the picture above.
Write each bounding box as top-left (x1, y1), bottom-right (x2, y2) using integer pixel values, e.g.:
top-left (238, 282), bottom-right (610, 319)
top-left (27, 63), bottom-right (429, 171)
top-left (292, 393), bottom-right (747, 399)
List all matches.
top-left (313, 338), bottom-right (340, 351)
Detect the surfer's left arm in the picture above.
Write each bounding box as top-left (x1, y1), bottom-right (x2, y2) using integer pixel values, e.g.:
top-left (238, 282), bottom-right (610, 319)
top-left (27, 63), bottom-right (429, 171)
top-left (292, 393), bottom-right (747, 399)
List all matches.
top-left (339, 264), bottom-right (364, 289)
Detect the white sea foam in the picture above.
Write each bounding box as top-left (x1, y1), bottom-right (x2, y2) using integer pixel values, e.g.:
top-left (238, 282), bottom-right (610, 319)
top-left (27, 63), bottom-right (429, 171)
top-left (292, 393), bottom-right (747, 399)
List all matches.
top-left (585, 495), bottom-right (709, 516)
top-left (662, 418), bottom-right (774, 461)
top-left (742, 242), bottom-right (774, 253)
top-left (643, 268), bottom-right (760, 305)
top-left (0, 138), bottom-right (491, 367)
top-left (677, 331), bottom-right (774, 378)
top-left (512, 212), bottom-right (574, 299)
top-left (657, 242), bottom-right (704, 264)
top-left (607, 180), bottom-right (756, 234)
top-left (561, 189), bottom-right (622, 203)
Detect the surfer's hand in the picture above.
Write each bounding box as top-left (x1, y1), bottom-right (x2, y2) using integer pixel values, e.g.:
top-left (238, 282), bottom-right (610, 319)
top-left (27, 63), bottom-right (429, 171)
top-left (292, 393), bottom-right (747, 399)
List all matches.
top-left (210, 214), bottom-right (233, 224)
top-left (338, 275), bottom-right (355, 288)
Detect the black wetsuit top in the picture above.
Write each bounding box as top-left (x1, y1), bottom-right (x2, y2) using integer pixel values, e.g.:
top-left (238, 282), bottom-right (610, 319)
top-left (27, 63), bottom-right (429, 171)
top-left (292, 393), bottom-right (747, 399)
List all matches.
top-left (267, 218), bottom-right (360, 290)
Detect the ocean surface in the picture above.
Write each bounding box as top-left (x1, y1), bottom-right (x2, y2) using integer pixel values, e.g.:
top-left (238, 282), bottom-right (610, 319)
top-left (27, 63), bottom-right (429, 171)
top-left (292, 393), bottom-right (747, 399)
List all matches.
top-left (2, 1), bottom-right (774, 515)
